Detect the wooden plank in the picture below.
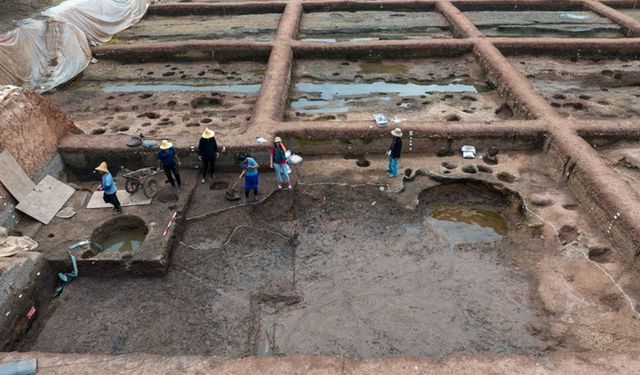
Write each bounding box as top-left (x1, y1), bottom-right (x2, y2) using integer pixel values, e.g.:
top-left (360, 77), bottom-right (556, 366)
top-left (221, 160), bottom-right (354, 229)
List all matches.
top-left (86, 190), bottom-right (152, 209)
top-left (0, 150), bottom-right (36, 202)
top-left (16, 176), bottom-right (75, 225)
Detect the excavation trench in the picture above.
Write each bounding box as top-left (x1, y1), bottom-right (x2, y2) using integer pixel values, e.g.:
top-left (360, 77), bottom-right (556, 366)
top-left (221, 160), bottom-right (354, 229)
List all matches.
top-left (288, 57), bottom-right (511, 122)
top-left (20, 183), bottom-right (554, 359)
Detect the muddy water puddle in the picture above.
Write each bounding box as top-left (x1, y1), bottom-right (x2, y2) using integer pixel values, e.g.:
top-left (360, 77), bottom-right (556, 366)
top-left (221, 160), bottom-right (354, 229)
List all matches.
top-left (289, 58), bottom-right (507, 121)
top-left (466, 10), bottom-right (623, 38)
top-left (299, 11), bottom-right (451, 41)
top-left (512, 55), bottom-right (640, 119)
top-left (291, 81), bottom-right (478, 114)
top-left (426, 204), bottom-right (508, 245)
top-left (99, 228), bottom-right (146, 253)
top-left (114, 14), bottom-right (281, 43)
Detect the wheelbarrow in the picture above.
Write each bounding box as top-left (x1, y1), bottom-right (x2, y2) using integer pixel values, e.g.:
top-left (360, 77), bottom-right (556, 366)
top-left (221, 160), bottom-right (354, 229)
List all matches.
top-left (122, 167), bottom-right (160, 198)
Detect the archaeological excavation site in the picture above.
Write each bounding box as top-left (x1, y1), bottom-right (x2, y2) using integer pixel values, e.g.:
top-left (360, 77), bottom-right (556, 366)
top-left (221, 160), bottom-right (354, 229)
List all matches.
top-left (3, 0), bottom-right (640, 373)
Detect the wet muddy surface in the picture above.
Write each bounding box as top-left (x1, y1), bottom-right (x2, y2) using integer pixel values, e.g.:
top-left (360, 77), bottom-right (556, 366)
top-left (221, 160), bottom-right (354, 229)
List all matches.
top-left (27, 183), bottom-right (550, 358)
top-left (465, 10), bottom-right (623, 38)
top-left (44, 59), bottom-right (265, 137)
top-left (298, 11), bottom-right (451, 42)
top-left (288, 57), bottom-right (511, 122)
top-left (114, 13), bottom-right (281, 43)
top-left (17, 153), bottom-right (640, 358)
top-left (511, 55), bottom-right (640, 119)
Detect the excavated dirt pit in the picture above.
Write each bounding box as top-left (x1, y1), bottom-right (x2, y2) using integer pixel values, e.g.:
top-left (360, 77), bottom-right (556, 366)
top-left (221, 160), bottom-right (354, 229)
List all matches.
top-left (464, 10), bottom-right (623, 38)
top-left (287, 56), bottom-right (512, 122)
top-left (44, 59), bottom-right (265, 137)
top-left (113, 13), bottom-right (282, 43)
top-left (298, 10), bottom-right (451, 42)
top-left (509, 54), bottom-right (640, 119)
top-left (15, 151), bottom-right (640, 358)
top-left (87, 216), bottom-right (149, 258)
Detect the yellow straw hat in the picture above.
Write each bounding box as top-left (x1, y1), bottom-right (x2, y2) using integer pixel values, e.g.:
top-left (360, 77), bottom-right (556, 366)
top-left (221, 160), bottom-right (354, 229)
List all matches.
top-left (274, 136), bottom-right (282, 143)
top-left (95, 161), bottom-right (109, 173)
top-left (202, 128), bottom-right (215, 139)
top-left (160, 140), bottom-right (173, 150)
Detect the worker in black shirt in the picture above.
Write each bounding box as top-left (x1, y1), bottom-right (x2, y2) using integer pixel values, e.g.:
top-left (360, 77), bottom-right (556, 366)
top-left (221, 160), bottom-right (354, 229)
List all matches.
top-left (387, 128), bottom-right (403, 178)
top-left (198, 128), bottom-right (219, 184)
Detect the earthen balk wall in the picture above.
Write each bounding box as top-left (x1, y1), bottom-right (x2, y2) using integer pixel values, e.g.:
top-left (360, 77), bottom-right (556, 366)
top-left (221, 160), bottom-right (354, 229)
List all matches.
top-left (0, 88), bottom-right (79, 226)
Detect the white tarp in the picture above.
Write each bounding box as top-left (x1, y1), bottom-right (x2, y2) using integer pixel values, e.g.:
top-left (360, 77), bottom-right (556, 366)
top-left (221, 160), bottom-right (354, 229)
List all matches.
top-left (0, 0), bottom-right (149, 91)
top-left (0, 18), bottom-right (91, 92)
top-left (43, 0), bottom-right (149, 43)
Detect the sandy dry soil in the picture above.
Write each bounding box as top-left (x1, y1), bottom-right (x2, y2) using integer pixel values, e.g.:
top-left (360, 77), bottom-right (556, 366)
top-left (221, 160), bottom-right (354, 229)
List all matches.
top-left (465, 10), bottom-right (622, 38)
top-left (20, 152), bottom-right (640, 359)
top-left (114, 13), bottom-right (282, 43)
top-left (44, 59), bottom-right (265, 138)
top-left (298, 11), bottom-right (451, 41)
top-left (511, 55), bottom-right (640, 119)
top-left (287, 57), bottom-right (512, 123)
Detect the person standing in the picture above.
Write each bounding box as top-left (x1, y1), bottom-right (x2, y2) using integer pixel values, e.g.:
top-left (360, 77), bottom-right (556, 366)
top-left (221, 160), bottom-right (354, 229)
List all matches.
top-left (270, 136), bottom-right (292, 189)
top-left (95, 162), bottom-right (122, 215)
top-left (198, 128), bottom-right (219, 184)
top-left (157, 139), bottom-right (182, 188)
top-left (240, 154), bottom-right (260, 202)
top-left (387, 128), bottom-right (403, 178)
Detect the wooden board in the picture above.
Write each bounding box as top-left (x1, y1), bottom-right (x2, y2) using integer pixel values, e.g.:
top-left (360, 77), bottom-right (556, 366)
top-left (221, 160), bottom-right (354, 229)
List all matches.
top-left (16, 175), bottom-right (75, 225)
top-left (86, 190), bottom-right (152, 209)
top-left (0, 150), bottom-right (36, 202)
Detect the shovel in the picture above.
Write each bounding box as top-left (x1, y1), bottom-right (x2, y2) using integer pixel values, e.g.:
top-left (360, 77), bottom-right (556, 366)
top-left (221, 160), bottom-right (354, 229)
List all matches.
top-left (224, 170), bottom-right (245, 201)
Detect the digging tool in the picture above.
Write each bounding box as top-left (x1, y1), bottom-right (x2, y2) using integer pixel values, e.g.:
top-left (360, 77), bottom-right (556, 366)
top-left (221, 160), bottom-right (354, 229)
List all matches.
top-left (225, 170), bottom-right (245, 201)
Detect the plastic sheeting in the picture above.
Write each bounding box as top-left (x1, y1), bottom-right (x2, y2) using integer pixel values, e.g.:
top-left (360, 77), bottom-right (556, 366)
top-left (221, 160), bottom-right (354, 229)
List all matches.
top-left (43, 0), bottom-right (149, 43)
top-left (0, 0), bottom-right (149, 92)
top-left (0, 19), bottom-right (91, 92)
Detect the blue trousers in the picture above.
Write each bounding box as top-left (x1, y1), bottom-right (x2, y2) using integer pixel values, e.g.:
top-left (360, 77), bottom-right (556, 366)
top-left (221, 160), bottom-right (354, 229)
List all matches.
top-left (244, 174), bottom-right (259, 191)
top-left (388, 157), bottom-right (399, 176)
top-left (274, 163), bottom-right (290, 183)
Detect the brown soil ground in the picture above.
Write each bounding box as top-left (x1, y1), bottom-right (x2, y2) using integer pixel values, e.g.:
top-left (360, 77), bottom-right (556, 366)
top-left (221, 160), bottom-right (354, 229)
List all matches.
top-left (19, 152), bottom-right (640, 359)
top-left (43, 59), bottom-right (265, 138)
top-left (298, 11), bottom-right (452, 41)
top-left (511, 55), bottom-right (640, 119)
top-left (287, 56), bottom-right (511, 123)
top-left (114, 13), bottom-right (281, 43)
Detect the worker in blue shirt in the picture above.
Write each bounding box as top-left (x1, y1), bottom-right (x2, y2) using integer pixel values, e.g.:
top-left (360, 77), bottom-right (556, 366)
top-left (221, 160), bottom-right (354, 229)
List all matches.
top-left (157, 140), bottom-right (182, 188)
top-left (240, 154), bottom-right (259, 202)
top-left (95, 162), bottom-right (122, 215)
